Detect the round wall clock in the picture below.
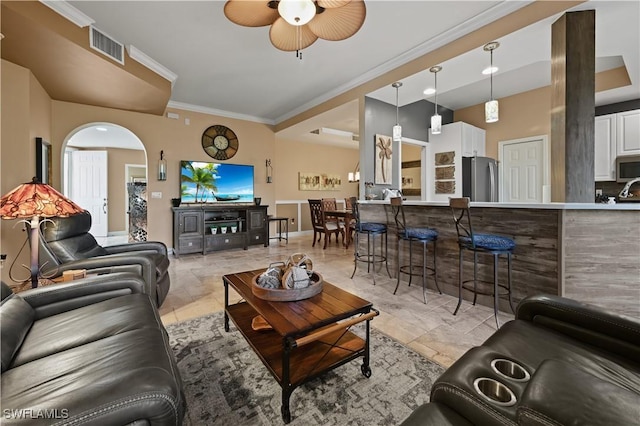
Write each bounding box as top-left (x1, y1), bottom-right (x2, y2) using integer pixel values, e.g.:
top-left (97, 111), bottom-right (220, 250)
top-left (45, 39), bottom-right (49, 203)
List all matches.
top-left (201, 125), bottom-right (239, 160)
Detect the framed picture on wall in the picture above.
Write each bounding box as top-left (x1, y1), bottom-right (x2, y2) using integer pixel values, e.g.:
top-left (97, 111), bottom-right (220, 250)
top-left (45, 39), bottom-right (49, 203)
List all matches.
top-left (35, 137), bottom-right (52, 184)
top-left (374, 134), bottom-right (393, 184)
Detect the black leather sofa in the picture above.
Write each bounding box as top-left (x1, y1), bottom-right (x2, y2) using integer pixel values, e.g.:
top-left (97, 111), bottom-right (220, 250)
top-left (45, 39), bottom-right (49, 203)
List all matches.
top-left (37, 211), bottom-right (171, 306)
top-left (401, 295), bottom-right (640, 426)
top-left (1, 273), bottom-right (185, 425)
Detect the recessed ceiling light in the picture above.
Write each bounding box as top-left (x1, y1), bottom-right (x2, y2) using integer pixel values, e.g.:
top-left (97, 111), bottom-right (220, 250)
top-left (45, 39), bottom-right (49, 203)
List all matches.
top-left (95, 126), bottom-right (108, 132)
top-left (482, 66), bottom-right (498, 75)
top-left (423, 88), bottom-right (436, 95)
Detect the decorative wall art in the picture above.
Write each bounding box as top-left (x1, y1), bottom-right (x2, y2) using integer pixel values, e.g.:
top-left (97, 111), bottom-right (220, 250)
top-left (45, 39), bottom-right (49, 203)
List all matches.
top-left (434, 150), bottom-right (456, 194)
top-left (298, 173), bottom-right (342, 191)
top-left (375, 134), bottom-right (393, 184)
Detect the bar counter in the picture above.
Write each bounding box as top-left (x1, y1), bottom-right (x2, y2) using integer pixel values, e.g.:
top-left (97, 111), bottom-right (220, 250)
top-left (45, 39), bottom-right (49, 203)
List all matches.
top-left (359, 201), bottom-right (640, 318)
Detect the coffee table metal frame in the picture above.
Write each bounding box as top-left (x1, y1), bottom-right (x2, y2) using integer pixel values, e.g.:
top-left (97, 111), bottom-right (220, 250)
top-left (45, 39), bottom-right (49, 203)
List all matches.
top-left (223, 269), bottom-right (378, 423)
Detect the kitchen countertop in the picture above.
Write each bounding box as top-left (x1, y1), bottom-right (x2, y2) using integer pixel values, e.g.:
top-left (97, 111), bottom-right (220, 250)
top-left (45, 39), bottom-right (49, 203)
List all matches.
top-left (359, 200), bottom-right (640, 210)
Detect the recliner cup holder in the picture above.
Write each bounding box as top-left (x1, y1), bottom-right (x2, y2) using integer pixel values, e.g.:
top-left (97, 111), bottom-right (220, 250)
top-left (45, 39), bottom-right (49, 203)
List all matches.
top-left (473, 377), bottom-right (517, 407)
top-left (491, 358), bottom-right (531, 382)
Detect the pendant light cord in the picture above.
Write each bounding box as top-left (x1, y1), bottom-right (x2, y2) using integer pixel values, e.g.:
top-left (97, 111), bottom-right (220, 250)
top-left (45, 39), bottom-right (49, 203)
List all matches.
top-left (434, 71), bottom-right (438, 114)
top-left (395, 86), bottom-right (400, 125)
top-left (490, 49), bottom-right (494, 100)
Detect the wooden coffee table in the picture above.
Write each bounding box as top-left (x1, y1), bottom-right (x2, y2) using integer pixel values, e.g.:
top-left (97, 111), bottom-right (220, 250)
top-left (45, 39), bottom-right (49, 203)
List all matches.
top-left (223, 269), bottom-right (378, 423)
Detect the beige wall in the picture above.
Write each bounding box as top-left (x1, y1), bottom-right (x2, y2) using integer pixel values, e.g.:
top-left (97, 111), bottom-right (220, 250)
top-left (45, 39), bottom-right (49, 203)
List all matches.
top-left (274, 138), bottom-right (358, 230)
top-left (1, 60), bottom-right (52, 283)
top-left (454, 86), bottom-right (552, 159)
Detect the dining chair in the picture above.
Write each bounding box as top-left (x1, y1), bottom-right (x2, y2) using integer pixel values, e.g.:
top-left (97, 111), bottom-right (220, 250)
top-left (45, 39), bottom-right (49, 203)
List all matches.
top-left (308, 199), bottom-right (344, 249)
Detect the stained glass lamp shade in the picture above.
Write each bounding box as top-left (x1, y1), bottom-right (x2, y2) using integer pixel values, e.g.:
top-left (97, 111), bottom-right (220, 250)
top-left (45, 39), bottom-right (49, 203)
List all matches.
top-left (0, 178), bottom-right (85, 288)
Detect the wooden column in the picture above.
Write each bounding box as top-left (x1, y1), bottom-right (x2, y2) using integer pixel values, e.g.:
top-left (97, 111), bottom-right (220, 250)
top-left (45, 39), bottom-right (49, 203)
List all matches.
top-left (550, 10), bottom-right (595, 202)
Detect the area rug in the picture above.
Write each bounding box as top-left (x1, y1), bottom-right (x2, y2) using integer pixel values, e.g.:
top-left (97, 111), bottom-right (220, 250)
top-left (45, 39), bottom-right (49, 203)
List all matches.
top-left (166, 312), bottom-right (445, 425)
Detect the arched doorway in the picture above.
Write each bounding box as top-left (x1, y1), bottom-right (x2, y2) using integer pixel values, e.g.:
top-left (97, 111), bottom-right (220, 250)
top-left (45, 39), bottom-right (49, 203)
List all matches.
top-left (61, 123), bottom-right (148, 244)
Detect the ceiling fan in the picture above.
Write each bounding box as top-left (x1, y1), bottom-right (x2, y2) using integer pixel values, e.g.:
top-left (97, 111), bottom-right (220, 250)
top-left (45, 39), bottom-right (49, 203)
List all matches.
top-left (224, 0), bottom-right (366, 57)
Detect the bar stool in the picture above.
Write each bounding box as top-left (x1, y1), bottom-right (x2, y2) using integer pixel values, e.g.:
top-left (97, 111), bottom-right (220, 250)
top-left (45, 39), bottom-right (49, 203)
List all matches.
top-left (390, 197), bottom-right (441, 303)
top-left (268, 216), bottom-right (288, 244)
top-left (349, 197), bottom-right (391, 285)
top-left (449, 197), bottom-right (516, 328)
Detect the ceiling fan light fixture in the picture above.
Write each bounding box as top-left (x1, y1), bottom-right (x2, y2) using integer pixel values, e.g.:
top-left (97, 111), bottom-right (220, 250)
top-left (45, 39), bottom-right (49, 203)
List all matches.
top-left (224, 0), bottom-right (366, 56)
top-left (278, 0), bottom-right (316, 26)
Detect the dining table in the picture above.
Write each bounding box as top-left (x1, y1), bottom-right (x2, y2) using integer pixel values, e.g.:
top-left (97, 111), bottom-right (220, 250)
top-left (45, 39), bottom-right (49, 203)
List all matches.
top-left (324, 209), bottom-right (353, 249)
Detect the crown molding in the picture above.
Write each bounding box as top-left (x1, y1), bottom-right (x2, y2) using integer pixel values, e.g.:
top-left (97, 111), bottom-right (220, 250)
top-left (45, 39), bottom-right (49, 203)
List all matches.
top-left (167, 101), bottom-right (275, 125)
top-left (127, 45), bottom-right (178, 87)
top-left (274, 0), bottom-right (533, 124)
top-left (39, 0), bottom-right (94, 28)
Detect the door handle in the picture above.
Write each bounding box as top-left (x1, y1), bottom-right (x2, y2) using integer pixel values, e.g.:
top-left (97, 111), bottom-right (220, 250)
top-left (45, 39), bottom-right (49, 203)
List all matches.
top-left (103, 198), bottom-right (107, 214)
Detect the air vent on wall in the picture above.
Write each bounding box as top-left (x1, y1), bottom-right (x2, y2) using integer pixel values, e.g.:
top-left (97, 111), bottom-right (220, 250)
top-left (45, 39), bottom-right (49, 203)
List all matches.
top-left (90, 26), bottom-right (124, 65)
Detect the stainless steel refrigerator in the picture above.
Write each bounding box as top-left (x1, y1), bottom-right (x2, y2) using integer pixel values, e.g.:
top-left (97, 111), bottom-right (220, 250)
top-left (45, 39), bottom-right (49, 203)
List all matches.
top-left (462, 156), bottom-right (499, 202)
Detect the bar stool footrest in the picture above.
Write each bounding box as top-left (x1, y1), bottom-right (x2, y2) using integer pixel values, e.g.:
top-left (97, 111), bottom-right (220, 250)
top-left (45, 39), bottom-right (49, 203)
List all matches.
top-left (461, 280), bottom-right (511, 297)
top-left (399, 265), bottom-right (436, 278)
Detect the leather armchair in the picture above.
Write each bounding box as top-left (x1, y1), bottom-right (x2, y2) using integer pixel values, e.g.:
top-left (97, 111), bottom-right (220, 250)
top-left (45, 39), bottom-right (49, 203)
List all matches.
top-left (1, 273), bottom-right (185, 425)
top-left (36, 211), bottom-right (170, 306)
top-left (401, 294), bottom-right (640, 426)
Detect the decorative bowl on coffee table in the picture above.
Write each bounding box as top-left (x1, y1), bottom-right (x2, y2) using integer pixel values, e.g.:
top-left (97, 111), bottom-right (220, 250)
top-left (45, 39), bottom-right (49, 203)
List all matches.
top-left (252, 272), bottom-right (323, 302)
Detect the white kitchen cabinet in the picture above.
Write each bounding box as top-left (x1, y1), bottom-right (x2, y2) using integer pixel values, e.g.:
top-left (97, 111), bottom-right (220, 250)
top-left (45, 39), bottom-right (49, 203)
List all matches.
top-left (594, 114), bottom-right (616, 181)
top-left (616, 110), bottom-right (640, 156)
top-left (461, 123), bottom-right (486, 157)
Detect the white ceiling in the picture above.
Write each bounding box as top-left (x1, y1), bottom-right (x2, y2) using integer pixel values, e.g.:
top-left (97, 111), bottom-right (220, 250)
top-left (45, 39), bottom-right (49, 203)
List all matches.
top-left (63, 0), bottom-right (638, 150)
top-left (67, 124), bottom-right (144, 150)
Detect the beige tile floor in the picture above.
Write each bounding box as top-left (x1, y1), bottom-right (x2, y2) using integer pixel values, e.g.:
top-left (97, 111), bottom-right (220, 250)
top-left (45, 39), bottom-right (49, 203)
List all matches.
top-left (159, 233), bottom-right (514, 368)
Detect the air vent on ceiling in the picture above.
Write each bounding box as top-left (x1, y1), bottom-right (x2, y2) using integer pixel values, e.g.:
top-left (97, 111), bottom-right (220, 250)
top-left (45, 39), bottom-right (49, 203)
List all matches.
top-left (90, 26), bottom-right (124, 65)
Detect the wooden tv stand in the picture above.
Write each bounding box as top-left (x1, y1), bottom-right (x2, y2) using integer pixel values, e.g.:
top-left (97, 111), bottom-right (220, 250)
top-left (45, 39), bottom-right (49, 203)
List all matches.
top-left (172, 204), bottom-right (267, 256)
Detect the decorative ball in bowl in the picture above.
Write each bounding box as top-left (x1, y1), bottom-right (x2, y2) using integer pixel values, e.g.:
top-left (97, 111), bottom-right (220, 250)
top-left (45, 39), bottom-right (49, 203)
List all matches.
top-left (252, 271), bottom-right (323, 302)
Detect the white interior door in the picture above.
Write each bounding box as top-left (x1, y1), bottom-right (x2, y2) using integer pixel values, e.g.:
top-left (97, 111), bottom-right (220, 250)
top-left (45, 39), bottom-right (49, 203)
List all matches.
top-left (499, 136), bottom-right (548, 203)
top-left (71, 151), bottom-right (108, 236)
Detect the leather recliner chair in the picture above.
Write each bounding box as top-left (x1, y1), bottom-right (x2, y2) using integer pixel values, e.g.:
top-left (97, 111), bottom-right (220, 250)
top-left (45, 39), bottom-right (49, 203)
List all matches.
top-left (36, 211), bottom-right (170, 306)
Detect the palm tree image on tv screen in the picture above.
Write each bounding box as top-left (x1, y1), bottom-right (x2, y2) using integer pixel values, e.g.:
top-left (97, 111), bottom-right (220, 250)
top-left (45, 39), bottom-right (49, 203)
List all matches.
top-left (180, 161), bottom-right (254, 203)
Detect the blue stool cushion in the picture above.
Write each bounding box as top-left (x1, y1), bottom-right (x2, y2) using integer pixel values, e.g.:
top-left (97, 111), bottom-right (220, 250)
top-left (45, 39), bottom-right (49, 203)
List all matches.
top-left (356, 222), bottom-right (387, 233)
top-left (461, 233), bottom-right (515, 251)
top-left (401, 227), bottom-right (438, 240)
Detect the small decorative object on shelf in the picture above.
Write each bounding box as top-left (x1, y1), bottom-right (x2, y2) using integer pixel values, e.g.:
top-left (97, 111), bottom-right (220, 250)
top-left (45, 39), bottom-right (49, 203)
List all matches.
top-left (171, 198), bottom-right (181, 207)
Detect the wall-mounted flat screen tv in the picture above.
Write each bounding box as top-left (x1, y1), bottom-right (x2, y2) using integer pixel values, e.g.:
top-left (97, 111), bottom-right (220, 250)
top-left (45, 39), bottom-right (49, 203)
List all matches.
top-left (180, 161), bottom-right (254, 203)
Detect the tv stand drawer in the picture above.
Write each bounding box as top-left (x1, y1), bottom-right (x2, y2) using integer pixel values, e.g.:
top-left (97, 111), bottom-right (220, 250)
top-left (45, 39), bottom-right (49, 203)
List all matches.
top-left (206, 233), bottom-right (246, 251)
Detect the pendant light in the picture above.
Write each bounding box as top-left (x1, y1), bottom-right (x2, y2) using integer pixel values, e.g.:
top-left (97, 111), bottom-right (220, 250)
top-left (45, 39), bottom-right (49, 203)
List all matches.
top-left (484, 41), bottom-right (500, 123)
top-left (429, 66), bottom-right (442, 135)
top-left (392, 82), bottom-right (402, 142)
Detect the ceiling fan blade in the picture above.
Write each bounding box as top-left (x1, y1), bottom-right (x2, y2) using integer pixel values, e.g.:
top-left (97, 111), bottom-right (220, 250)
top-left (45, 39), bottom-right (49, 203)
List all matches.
top-left (269, 18), bottom-right (318, 51)
top-left (224, 0), bottom-right (279, 27)
top-left (317, 0), bottom-right (351, 8)
top-left (307, 0), bottom-right (366, 41)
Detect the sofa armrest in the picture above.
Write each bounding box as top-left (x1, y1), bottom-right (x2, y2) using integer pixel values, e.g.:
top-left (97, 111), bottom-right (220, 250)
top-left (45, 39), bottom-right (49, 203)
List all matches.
top-left (517, 359), bottom-right (640, 426)
top-left (104, 241), bottom-right (168, 257)
top-left (43, 254), bottom-right (158, 301)
top-left (516, 294), bottom-right (640, 361)
top-left (19, 272), bottom-right (147, 319)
